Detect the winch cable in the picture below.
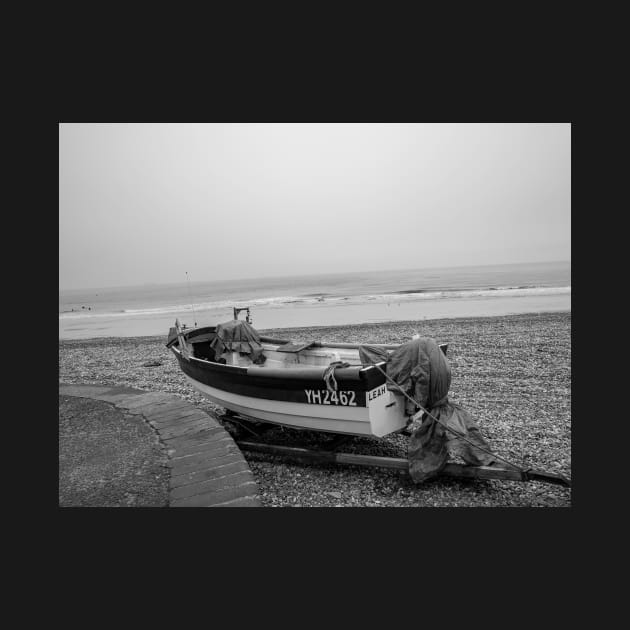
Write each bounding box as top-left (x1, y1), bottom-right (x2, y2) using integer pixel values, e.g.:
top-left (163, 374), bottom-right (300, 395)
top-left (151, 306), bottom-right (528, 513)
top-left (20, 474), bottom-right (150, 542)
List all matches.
top-left (365, 361), bottom-right (528, 473)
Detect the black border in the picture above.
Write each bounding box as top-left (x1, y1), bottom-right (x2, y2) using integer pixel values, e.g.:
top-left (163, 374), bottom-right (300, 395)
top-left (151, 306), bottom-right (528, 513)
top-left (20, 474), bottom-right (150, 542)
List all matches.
top-left (52, 89), bottom-right (576, 590)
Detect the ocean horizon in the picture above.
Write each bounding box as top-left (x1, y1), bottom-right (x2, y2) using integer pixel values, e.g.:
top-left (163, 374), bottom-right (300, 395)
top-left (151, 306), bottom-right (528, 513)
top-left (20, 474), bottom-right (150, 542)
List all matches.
top-left (59, 261), bottom-right (571, 340)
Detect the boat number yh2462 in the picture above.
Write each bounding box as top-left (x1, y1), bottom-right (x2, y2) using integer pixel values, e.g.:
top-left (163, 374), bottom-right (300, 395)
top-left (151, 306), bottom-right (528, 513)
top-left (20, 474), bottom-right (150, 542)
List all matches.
top-left (303, 385), bottom-right (386, 406)
top-left (304, 390), bottom-right (357, 406)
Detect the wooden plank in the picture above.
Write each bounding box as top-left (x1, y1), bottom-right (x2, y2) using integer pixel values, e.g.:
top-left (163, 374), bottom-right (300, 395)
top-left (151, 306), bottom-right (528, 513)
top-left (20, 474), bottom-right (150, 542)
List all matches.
top-left (310, 341), bottom-right (400, 350)
top-left (236, 440), bottom-right (409, 469)
top-left (175, 318), bottom-right (191, 359)
top-left (276, 341), bottom-right (315, 353)
top-left (524, 469), bottom-right (571, 487)
top-left (334, 451), bottom-right (409, 470)
top-left (190, 332), bottom-right (216, 344)
top-left (260, 339), bottom-right (447, 356)
top-left (235, 440), bottom-right (568, 484)
top-left (440, 463), bottom-right (525, 482)
top-left (259, 336), bottom-right (290, 345)
top-left (311, 341), bottom-right (448, 355)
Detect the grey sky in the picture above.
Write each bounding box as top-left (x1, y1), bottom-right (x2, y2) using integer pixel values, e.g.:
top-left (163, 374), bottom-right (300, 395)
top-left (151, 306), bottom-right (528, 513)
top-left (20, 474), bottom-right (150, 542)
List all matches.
top-left (59, 123), bottom-right (571, 290)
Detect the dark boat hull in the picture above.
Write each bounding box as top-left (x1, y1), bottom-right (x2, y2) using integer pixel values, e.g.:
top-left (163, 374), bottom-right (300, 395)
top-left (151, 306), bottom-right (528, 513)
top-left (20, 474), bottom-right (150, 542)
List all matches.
top-left (169, 328), bottom-right (407, 436)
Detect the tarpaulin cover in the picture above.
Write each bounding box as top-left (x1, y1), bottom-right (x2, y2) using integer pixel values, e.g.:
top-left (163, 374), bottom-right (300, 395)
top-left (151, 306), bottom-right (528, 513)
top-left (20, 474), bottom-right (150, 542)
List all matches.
top-left (359, 338), bottom-right (495, 482)
top-left (210, 320), bottom-right (266, 364)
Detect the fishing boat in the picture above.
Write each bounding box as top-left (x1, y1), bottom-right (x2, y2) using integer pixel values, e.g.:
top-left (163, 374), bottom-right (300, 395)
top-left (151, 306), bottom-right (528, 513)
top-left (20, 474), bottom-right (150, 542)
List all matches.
top-left (166, 308), bottom-right (571, 487)
top-left (166, 311), bottom-right (439, 437)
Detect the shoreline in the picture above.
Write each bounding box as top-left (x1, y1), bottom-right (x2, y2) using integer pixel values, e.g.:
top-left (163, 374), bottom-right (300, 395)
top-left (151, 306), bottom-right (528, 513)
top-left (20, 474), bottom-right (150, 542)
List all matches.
top-left (59, 311), bottom-right (571, 506)
top-left (59, 308), bottom-right (570, 344)
top-left (59, 291), bottom-right (571, 340)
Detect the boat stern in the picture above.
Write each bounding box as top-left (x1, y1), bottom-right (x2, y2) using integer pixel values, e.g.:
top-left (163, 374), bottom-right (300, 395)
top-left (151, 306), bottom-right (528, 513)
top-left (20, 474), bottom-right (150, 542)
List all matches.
top-left (367, 386), bottom-right (407, 437)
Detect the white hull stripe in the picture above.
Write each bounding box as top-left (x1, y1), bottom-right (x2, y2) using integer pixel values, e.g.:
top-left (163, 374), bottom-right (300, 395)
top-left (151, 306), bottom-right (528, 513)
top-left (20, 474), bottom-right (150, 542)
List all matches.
top-left (185, 375), bottom-right (408, 437)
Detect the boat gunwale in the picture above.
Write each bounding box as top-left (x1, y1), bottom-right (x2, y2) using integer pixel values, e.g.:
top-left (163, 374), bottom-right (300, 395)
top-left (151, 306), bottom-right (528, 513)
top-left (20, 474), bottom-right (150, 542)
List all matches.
top-left (168, 326), bottom-right (408, 353)
top-left (169, 344), bottom-right (387, 382)
top-left (169, 326), bottom-right (445, 356)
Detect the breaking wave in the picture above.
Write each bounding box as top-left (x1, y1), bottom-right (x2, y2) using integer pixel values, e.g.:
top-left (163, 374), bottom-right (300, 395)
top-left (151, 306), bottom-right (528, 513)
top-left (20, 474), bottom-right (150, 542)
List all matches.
top-left (59, 285), bottom-right (571, 320)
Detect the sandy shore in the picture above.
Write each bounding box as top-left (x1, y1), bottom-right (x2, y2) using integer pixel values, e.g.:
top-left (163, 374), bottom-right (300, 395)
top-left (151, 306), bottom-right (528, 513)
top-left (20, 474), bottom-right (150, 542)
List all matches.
top-left (58, 312), bottom-right (571, 507)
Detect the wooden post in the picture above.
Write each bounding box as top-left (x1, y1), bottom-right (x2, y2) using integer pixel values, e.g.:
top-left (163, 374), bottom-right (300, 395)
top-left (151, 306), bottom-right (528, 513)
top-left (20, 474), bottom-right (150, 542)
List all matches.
top-left (175, 318), bottom-right (190, 359)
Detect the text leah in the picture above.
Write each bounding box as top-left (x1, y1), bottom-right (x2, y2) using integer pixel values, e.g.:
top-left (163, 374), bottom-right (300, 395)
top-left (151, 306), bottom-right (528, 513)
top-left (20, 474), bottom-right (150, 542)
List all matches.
top-left (367, 385), bottom-right (387, 401)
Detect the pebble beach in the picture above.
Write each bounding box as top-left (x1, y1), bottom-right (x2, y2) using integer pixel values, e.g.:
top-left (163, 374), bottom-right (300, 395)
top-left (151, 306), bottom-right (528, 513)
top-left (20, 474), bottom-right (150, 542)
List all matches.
top-left (58, 312), bottom-right (571, 507)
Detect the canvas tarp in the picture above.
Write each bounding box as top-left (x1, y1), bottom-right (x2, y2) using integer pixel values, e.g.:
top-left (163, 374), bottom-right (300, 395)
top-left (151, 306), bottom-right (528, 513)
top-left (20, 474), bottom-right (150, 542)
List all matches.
top-left (359, 338), bottom-right (496, 482)
top-left (210, 320), bottom-right (266, 364)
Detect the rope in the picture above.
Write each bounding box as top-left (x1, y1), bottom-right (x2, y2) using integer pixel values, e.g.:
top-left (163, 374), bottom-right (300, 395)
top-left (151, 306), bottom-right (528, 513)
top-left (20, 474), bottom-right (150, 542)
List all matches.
top-left (365, 361), bottom-right (525, 472)
top-left (323, 361), bottom-right (350, 392)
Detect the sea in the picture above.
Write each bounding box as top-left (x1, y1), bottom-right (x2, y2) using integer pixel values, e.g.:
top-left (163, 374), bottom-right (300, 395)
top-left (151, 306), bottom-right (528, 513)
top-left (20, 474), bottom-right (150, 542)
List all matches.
top-left (59, 261), bottom-right (571, 340)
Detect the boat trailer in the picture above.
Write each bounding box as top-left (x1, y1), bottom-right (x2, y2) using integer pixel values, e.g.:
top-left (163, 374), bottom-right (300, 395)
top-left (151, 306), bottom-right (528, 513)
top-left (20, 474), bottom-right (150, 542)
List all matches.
top-left (221, 412), bottom-right (571, 488)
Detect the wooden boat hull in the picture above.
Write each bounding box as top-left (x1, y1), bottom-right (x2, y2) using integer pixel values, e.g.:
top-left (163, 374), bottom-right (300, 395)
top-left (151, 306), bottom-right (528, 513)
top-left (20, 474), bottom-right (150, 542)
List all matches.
top-left (169, 327), bottom-right (408, 437)
top-left (182, 374), bottom-right (406, 436)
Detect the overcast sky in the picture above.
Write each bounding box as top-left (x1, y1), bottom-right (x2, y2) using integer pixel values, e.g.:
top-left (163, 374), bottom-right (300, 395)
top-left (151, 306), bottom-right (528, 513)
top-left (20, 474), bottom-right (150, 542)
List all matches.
top-left (59, 123), bottom-right (570, 290)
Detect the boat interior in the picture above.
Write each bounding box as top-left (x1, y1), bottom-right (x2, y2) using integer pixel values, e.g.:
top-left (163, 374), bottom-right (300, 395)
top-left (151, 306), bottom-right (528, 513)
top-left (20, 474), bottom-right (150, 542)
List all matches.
top-left (169, 317), bottom-right (446, 371)
top-left (178, 327), bottom-right (367, 369)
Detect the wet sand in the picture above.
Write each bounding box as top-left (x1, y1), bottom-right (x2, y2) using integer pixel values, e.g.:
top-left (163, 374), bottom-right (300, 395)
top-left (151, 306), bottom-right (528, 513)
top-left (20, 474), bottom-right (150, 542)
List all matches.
top-left (59, 293), bottom-right (570, 340)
